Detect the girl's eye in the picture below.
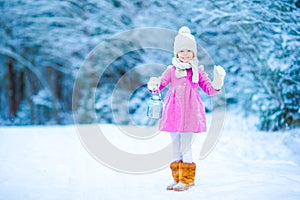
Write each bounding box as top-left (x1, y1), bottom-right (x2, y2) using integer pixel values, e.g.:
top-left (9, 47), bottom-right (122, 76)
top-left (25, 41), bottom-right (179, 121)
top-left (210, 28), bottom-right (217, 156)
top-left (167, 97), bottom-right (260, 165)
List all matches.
top-left (187, 50), bottom-right (192, 52)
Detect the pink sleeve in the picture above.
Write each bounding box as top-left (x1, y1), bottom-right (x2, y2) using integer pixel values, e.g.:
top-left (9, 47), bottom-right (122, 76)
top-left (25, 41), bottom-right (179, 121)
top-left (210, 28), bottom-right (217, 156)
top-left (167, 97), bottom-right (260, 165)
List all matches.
top-left (159, 67), bottom-right (172, 91)
top-left (198, 69), bottom-right (219, 96)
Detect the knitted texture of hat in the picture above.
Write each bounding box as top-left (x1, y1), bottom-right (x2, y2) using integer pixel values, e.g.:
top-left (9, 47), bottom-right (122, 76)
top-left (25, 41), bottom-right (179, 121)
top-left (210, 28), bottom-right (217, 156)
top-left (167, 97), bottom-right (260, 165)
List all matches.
top-left (173, 26), bottom-right (197, 56)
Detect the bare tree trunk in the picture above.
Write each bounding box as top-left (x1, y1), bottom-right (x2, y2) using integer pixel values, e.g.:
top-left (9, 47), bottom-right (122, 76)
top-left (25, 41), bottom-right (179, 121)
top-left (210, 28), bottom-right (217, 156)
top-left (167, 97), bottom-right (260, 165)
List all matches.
top-left (24, 69), bottom-right (35, 123)
top-left (46, 66), bottom-right (62, 124)
top-left (7, 58), bottom-right (17, 120)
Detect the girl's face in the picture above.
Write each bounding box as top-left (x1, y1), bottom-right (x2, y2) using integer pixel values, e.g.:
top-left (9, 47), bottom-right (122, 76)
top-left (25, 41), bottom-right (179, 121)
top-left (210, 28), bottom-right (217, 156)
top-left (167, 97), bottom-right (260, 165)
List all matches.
top-left (177, 49), bottom-right (194, 63)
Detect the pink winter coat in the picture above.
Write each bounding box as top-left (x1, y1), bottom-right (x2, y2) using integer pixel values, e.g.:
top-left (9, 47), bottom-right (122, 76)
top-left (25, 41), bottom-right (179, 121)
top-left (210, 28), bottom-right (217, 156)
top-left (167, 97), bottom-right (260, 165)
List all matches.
top-left (158, 66), bottom-right (219, 133)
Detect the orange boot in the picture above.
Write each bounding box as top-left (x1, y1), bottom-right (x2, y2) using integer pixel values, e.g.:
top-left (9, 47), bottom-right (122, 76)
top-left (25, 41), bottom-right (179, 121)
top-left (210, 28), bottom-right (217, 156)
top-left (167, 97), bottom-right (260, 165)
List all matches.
top-left (166, 161), bottom-right (182, 190)
top-left (173, 162), bottom-right (196, 191)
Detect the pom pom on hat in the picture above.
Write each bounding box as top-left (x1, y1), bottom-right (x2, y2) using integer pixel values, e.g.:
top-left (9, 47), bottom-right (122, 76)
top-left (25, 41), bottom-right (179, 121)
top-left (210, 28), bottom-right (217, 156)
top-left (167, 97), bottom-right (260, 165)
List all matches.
top-left (178, 26), bottom-right (191, 34)
top-left (174, 26), bottom-right (197, 56)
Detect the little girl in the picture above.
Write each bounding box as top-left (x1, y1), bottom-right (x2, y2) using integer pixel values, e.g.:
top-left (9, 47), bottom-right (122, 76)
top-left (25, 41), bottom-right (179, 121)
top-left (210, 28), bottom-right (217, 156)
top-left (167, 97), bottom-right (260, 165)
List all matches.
top-left (148, 26), bottom-right (226, 191)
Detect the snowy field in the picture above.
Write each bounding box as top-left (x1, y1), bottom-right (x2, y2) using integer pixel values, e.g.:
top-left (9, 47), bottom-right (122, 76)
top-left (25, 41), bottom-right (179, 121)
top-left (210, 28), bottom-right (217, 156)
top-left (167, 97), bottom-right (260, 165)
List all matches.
top-left (0, 110), bottom-right (300, 200)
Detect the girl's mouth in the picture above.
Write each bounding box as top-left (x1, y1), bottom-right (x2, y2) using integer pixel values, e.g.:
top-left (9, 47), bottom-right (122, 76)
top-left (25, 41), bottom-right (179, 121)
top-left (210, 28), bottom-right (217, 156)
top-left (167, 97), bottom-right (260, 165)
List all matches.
top-left (180, 57), bottom-right (190, 61)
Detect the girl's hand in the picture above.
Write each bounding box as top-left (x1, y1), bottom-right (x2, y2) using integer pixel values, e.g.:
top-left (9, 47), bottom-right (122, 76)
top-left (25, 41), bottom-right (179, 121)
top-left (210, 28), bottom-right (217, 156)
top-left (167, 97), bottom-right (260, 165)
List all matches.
top-left (212, 65), bottom-right (226, 90)
top-left (147, 77), bottom-right (161, 92)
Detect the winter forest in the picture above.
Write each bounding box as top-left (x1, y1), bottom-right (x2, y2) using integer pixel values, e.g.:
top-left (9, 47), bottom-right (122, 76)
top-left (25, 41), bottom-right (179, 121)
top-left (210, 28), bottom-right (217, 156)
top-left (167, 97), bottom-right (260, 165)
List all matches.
top-left (1, 0), bottom-right (300, 199)
top-left (1, 0), bottom-right (299, 131)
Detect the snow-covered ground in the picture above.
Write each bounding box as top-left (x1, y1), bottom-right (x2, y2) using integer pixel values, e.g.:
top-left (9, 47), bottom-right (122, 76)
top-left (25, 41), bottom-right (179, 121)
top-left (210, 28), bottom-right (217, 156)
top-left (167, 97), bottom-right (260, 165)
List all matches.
top-left (0, 110), bottom-right (300, 200)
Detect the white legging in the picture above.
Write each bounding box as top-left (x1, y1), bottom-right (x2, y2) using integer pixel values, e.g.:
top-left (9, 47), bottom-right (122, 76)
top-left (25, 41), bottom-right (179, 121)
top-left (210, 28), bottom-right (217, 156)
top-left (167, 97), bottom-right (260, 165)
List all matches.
top-left (170, 132), bottom-right (194, 163)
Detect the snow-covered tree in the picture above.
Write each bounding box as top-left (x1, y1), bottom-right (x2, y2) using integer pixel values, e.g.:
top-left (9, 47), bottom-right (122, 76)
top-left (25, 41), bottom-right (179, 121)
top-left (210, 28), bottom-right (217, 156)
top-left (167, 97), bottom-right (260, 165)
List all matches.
top-left (0, 0), bottom-right (138, 124)
top-left (190, 0), bottom-right (300, 131)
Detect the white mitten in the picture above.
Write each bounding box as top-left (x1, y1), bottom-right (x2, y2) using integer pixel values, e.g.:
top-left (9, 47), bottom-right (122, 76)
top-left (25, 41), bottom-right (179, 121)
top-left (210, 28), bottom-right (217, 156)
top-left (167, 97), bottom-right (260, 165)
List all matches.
top-left (211, 65), bottom-right (226, 90)
top-left (147, 77), bottom-right (161, 91)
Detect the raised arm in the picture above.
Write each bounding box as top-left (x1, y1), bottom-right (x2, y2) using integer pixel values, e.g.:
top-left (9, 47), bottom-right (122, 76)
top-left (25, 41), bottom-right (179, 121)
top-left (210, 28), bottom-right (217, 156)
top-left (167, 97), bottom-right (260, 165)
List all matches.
top-left (198, 68), bottom-right (219, 96)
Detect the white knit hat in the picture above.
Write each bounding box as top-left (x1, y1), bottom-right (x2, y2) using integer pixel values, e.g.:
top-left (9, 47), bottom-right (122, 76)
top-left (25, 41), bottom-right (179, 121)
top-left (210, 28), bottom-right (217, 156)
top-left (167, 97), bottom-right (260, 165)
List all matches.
top-left (173, 26), bottom-right (197, 56)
